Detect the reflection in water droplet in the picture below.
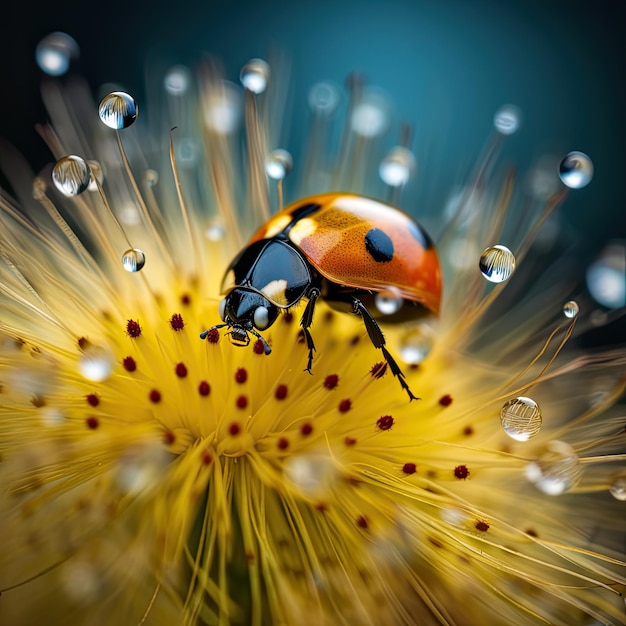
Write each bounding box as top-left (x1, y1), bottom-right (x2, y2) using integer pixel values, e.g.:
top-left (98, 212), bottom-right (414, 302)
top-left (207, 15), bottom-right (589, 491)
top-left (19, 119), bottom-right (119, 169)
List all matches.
top-left (240, 58), bottom-right (270, 94)
top-left (479, 245), bottom-right (516, 283)
top-left (562, 300), bottom-right (579, 319)
top-left (98, 91), bottom-right (138, 129)
top-left (351, 89), bottom-right (390, 138)
top-left (52, 155), bottom-right (91, 197)
top-left (143, 169), bottom-right (159, 187)
top-left (375, 286), bottom-right (404, 315)
top-left (164, 65), bottom-right (190, 95)
top-left (609, 474), bottom-right (626, 501)
top-left (559, 151), bottom-right (593, 189)
top-left (525, 440), bottom-right (582, 495)
top-left (500, 397), bottom-right (542, 441)
top-left (493, 104), bottom-right (521, 135)
top-left (308, 81), bottom-right (340, 114)
top-left (399, 320), bottom-right (436, 364)
top-left (87, 160), bottom-right (103, 191)
top-left (586, 241), bottom-right (626, 309)
top-left (203, 80), bottom-right (243, 134)
top-left (379, 146), bottom-right (416, 187)
top-left (265, 149), bottom-right (293, 180)
top-left (121, 248), bottom-right (146, 272)
top-left (79, 345), bottom-right (114, 382)
top-left (35, 32), bottom-right (79, 76)
top-left (205, 218), bottom-right (225, 241)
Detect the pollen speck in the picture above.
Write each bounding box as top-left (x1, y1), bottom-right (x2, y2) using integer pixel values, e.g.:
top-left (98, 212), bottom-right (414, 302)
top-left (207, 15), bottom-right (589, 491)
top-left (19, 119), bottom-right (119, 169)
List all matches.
top-left (31, 395), bottom-right (46, 408)
top-left (356, 515), bottom-right (368, 529)
top-left (462, 426), bottom-right (474, 437)
top-left (454, 465), bottom-right (470, 479)
top-left (77, 337), bottom-right (90, 350)
top-left (377, 415), bottom-right (394, 431)
top-left (149, 389), bottom-right (161, 403)
top-left (126, 319), bottom-right (142, 338)
top-left (439, 394), bottom-right (453, 407)
top-left (122, 356), bottom-right (137, 372)
top-left (275, 384), bottom-right (288, 400)
top-left (175, 363), bottom-right (188, 378)
top-left (277, 437), bottom-right (289, 450)
top-left (86, 394), bottom-right (99, 407)
top-left (170, 313), bottom-right (185, 330)
top-left (324, 374), bottom-right (339, 389)
top-left (344, 436), bottom-right (357, 446)
top-left (86, 416), bottom-right (99, 430)
top-left (402, 463), bottom-right (417, 475)
top-left (198, 381), bottom-right (210, 396)
top-left (475, 520), bottom-right (490, 532)
top-left (235, 368), bottom-right (247, 383)
top-left (236, 395), bottom-right (248, 410)
top-left (338, 399), bottom-right (352, 413)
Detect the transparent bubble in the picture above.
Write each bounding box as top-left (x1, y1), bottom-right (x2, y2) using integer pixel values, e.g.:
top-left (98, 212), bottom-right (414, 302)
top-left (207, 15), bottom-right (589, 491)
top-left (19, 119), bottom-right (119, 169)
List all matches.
top-left (121, 248), bottom-right (146, 272)
top-left (52, 155), bottom-right (91, 197)
top-left (350, 89), bottom-right (390, 138)
top-left (586, 241), bottom-right (626, 309)
top-left (86, 160), bottom-right (103, 191)
top-left (500, 396), bottom-right (542, 442)
top-left (379, 146), bottom-right (416, 187)
top-left (164, 65), bottom-right (190, 95)
top-left (525, 440), bottom-right (583, 495)
top-left (240, 58), bottom-right (270, 94)
top-left (79, 345), bottom-right (114, 382)
top-left (265, 149), bottom-right (293, 180)
top-left (203, 80), bottom-right (243, 134)
top-left (609, 474), bottom-right (626, 501)
top-left (375, 286), bottom-right (404, 315)
top-left (562, 300), bottom-right (579, 319)
top-left (399, 320), bottom-right (436, 364)
top-left (284, 453), bottom-right (336, 497)
top-left (176, 137), bottom-right (198, 165)
top-left (493, 104), bottom-right (522, 135)
top-left (98, 91), bottom-right (138, 130)
top-left (479, 244), bottom-right (516, 283)
top-left (39, 407), bottom-right (65, 427)
top-left (439, 507), bottom-right (469, 527)
top-left (559, 151), bottom-right (593, 189)
top-left (35, 32), bottom-right (79, 76)
top-left (119, 205), bottom-right (140, 226)
top-left (205, 217), bottom-right (225, 242)
top-left (143, 169), bottom-right (159, 187)
top-left (308, 81), bottom-right (340, 114)
top-left (116, 443), bottom-right (170, 495)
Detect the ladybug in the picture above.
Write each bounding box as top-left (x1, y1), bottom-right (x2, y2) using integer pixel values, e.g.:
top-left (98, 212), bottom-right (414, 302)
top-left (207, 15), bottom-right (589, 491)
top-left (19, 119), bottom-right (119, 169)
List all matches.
top-left (201, 193), bottom-right (442, 400)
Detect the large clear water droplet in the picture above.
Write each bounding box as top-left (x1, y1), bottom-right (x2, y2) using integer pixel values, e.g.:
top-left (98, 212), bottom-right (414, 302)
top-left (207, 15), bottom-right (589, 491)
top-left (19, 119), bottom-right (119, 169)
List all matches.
top-left (308, 81), bottom-right (340, 114)
top-left (375, 286), bottom-right (404, 315)
top-left (559, 151), bottom-right (593, 189)
top-left (240, 59), bottom-right (270, 94)
top-left (52, 155), bottom-right (91, 197)
top-left (98, 91), bottom-right (138, 129)
top-left (500, 396), bottom-right (542, 441)
top-left (122, 248), bottom-right (146, 272)
top-left (351, 88), bottom-right (390, 138)
top-left (525, 440), bottom-right (582, 495)
top-left (493, 104), bottom-right (522, 135)
top-left (379, 146), bottom-right (416, 187)
top-left (479, 245), bottom-right (516, 283)
top-left (562, 300), bottom-right (579, 319)
top-left (164, 65), bottom-right (190, 95)
top-left (265, 149), bottom-right (293, 180)
top-left (609, 474), bottom-right (626, 501)
top-left (399, 320), bottom-right (436, 364)
top-left (586, 241), bottom-right (626, 309)
top-left (285, 453), bottom-right (336, 497)
top-left (35, 32), bottom-right (79, 76)
top-left (79, 345), bottom-right (114, 382)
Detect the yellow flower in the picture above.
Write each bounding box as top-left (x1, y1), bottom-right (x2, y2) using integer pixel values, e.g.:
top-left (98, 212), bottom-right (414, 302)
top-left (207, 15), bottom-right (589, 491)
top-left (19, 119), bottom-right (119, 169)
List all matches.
top-left (1, 51), bottom-right (625, 626)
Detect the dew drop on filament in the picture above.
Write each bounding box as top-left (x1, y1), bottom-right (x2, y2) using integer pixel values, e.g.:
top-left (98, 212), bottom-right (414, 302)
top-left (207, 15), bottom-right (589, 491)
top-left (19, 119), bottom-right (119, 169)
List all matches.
top-left (493, 104), bottom-right (522, 135)
top-left (240, 59), bottom-right (270, 94)
top-left (562, 300), bottom-right (579, 319)
top-left (79, 345), bottom-right (114, 382)
top-left (375, 286), bottom-right (404, 315)
top-left (35, 32), bottom-right (79, 76)
top-left (559, 151), bottom-right (593, 189)
top-left (98, 91), bottom-right (138, 129)
top-left (379, 146), bottom-right (416, 187)
top-left (609, 474), bottom-right (626, 501)
top-left (479, 245), bottom-right (516, 283)
top-left (500, 396), bottom-right (542, 441)
top-left (525, 440), bottom-right (582, 495)
top-left (52, 155), bottom-right (91, 197)
top-left (121, 248), bottom-right (146, 272)
top-left (265, 149), bottom-right (293, 180)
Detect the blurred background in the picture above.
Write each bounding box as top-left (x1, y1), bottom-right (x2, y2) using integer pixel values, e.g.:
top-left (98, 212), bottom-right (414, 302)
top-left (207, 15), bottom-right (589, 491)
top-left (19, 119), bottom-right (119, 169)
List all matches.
top-left (0, 0), bottom-right (624, 336)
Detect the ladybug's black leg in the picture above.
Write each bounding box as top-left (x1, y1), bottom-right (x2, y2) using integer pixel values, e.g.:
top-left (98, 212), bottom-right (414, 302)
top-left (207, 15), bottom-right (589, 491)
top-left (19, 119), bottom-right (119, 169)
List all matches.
top-left (351, 297), bottom-right (419, 402)
top-left (299, 288), bottom-right (320, 373)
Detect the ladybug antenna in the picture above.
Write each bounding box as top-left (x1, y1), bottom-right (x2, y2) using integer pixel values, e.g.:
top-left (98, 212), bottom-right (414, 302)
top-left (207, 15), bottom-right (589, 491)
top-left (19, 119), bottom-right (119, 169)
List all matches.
top-left (249, 328), bottom-right (272, 355)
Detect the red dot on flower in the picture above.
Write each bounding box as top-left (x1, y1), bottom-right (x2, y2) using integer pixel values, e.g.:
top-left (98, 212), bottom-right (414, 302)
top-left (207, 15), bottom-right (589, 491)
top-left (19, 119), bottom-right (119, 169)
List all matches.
top-left (324, 374), bottom-right (339, 390)
top-left (78, 337), bottom-right (90, 350)
top-left (300, 423), bottom-right (313, 436)
top-left (202, 451), bottom-right (213, 465)
top-left (439, 394), bottom-right (453, 407)
top-left (277, 437), bottom-right (289, 450)
top-left (252, 339), bottom-right (265, 354)
top-left (180, 293), bottom-right (191, 306)
top-left (315, 502), bottom-right (328, 513)
top-left (170, 313), bottom-right (185, 331)
top-left (356, 515), bottom-right (368, 529)
top-left (204, 328), bottom-right (220, 343)
top-left (454, 465), bottom-right (470, 480)
top-left (275, 384), bottom-right (288, 400)
top-left (163, 431), bottom-right (176, 445)
top-left (283, 312), bottom-right (294, 324)
top-left (344, 436), bottom-right (357, 446)
top-left (402, 462), bottom-right (417, 475)
top-left (229, 422), bottom-right (241, 436)
top-left (296, 329), bottom-right (305, 343)
top-left (376, 415), bottom-right (394, 431)
top-left (463, 426), bottom-right (474, 436)
top-left (175, 362), bottom-right (188, 378)
top-left (198, 381), bottom-right (210, 396)
top-left (338, 399), bottom-right (352, 413)
top-left (86, 394), bottom-right (99, 407)
top-left (235, 368), bottom-right (247, 384)
top-left (126, 319), bottom-right (142, 338)
top-left (149, 389), bottom-right (161, 403)
top-left (236, 395), bottom-right (248, 410)
top-left (350, 334), bottom-right (360, 346)
top-left (475, 520), bottom-right (490, 532)
top-left (122, 356), bottom-right (137, 372)
top-left (86, 416), bottom-right (99, 430)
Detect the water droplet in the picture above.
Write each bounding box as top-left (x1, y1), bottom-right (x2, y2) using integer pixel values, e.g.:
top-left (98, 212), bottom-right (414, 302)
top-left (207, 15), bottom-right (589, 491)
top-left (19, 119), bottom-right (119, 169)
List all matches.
top-left (116, 443), bottom-right (169, 495)
top-left (79, 345), bottom-right (114, 382)
top-left (500, 397), bottom-right (542, 441)
top-left (586, 241), bottom-right (626, 309)
top-left (351, 88), bottom-right (390, 138)
top-left (52, 155), bottom-right (91, 197)
top-left (35, 32), bottom-right (79, 76)
top-left (177, 137), bottom-right (198, 165)
top-left (379, 146), bottom-right (416, 187)
top-left (119, 204), bottom-right (140, 226)
top-left (375, 286), bottom-right (404, 315)
top-left (98, 91), bottom-right (138, 129)
top-left (285, 453), bottom-right (336, 497)
top-left (40, 407), bottom-right (65, 427)
top-left (479, 245), bottom-right (516, 283)
top-left (609, 474), bottom-right (626, 501)
top-left (265, 149), bottom-right (293, 180)
top-left (308, 82), bottom-right (340, 114)
top-left (525, 440), bottom-right (582, 495)
top-left (164, 65), bottom-right (190, 95)
top-left (121, 248), bottom-right (146, 272)
top-left (240, 58), bottom-right (270, 94)
top-left (203, 80), bottom-right (243, 134)
top-left (86, 160), bottom-right (103, 191)
top-left (559, 151), bottom-right (593, 189)
top-left (205, 218), bottom-right (225, 241)
top-left (493, 104), bottom-right (522, 135)
top-left (399, 320), bottom-right (436, 364)
top-left (439, 507), bottom-right (469, 527)
top-left (562, 300), bottom-right (579, 319)
top-left (143, 169), bottom-right (159, 187)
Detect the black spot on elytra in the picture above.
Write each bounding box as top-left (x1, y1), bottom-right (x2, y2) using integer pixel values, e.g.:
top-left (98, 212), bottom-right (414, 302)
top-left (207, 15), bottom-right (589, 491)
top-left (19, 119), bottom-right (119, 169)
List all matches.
top-left (364, 228), bottom-right (394, 262)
